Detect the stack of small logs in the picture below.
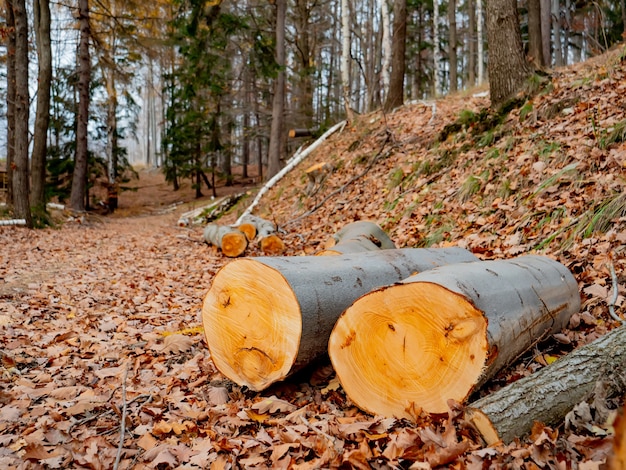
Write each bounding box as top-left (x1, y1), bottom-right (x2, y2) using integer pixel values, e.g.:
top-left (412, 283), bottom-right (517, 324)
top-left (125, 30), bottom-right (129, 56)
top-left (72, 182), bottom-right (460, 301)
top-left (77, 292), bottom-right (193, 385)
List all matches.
top-left (203, 215), bottom-right (285, 257)
top-left (199, 220), bottom-right (624, 446)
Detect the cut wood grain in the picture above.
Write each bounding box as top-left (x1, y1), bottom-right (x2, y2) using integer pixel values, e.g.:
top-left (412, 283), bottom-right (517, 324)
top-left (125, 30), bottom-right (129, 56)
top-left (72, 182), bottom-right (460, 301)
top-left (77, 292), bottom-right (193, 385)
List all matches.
top-left (467, 325), bottom-right (626, 445)
top-left (237, 215), bottom-right (285, 255)
top-left (203, 223), bottom-right (248, 258)
top-left (328, 255), bottom-right (580, 418)
top-left (317, 220), bottom-right (395, 255)
top-left (202, 247), bottom-right (479, 391)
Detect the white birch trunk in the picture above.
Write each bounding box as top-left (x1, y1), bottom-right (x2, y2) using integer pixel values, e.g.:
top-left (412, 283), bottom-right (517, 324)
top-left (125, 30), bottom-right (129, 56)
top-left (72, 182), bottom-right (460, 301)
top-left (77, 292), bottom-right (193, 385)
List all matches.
top-left (433, 0), bottom-right (441, 95)
top-left (341, 0), bottom-right (354, 120)
top-left (380, 0), bottom-right (391, 101)
top-left (477, 0), bottom-right (484, 84)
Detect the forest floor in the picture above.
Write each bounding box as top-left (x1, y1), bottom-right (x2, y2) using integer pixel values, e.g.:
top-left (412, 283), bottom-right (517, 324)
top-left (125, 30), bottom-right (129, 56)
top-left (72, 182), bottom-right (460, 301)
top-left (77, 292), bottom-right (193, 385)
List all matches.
top-left (2, 45), bottom-right (626, 469)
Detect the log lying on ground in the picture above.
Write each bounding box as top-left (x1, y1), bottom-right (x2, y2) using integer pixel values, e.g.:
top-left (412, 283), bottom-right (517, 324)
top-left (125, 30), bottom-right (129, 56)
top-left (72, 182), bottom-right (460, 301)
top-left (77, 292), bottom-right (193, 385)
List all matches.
top-left (328, 255), bottom-right (580, 418)
top-left (203, 223), bottom-right (248, 258)
top-left (237, 215), bottom-right (285, 255)
top-left (466, 325), bottom-right (626, 445)
top-left (317, 220), bottom-right (395, 256)
top-left (202, 247), bottom-right (479, 391)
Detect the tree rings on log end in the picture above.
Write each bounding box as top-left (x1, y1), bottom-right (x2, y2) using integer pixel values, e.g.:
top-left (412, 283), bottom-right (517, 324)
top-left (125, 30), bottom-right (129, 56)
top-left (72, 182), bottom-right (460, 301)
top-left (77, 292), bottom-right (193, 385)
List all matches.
top-left (328, 282), bottom-right (488, 417)
top-left (202, 259), bottom-right (300, 390)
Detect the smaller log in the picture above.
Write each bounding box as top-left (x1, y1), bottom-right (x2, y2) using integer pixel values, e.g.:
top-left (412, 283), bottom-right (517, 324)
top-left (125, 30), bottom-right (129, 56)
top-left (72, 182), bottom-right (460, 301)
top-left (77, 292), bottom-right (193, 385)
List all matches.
top-left (318, 220), bottom-right (395, 256)
top-left (466, 325), bottom-right (626, 445)
top-left (289, 128), bottom-right (313, 138)
top-left (610, 401), bottom-right (626, 470)
top-left (237, 215), bottom-right (285, 255)
top-left (236, 222), bottom-right (257, 241)
top-left (328, 256), bottom-right (580, 418)
top-left (203, 223), bottom-right (248, 258)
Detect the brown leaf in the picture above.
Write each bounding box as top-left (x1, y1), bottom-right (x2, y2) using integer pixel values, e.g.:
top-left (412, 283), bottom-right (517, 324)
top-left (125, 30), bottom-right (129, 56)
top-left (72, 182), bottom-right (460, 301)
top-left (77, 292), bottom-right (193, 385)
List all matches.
top-left (251, 395), bottom-right (297, 414)
top-left (160, 333), bottom-right (195, 354)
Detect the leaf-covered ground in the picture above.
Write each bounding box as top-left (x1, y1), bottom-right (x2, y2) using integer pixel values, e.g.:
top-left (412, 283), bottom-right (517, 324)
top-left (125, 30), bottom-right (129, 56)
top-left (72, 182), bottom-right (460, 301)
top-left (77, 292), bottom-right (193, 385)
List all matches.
top-left (2, 48), bottom-right (626, 468)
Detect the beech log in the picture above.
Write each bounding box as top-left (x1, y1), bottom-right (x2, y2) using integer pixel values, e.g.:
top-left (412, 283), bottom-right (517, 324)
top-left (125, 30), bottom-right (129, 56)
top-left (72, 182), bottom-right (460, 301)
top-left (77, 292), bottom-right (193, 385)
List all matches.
top-left (237, 215), bottom-right (285, 255)
top-left (289, 128), bottom-right (313, 138)
top-left (202, 247), bottom-right (479, 391)
top-left (328, 255), bottom-right (580, 417)
top-left (317, 221), bottom-right (395, 255)
top-left (611, 400), bottom-right (626, 470)
top-left (203, 223), bottom-right (248, 258)
top-left (467, 325), bottom-right (626, 445)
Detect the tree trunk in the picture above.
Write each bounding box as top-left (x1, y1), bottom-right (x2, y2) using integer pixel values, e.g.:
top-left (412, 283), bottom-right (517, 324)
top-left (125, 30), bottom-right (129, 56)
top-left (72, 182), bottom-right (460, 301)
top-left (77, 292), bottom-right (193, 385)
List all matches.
top-left (485, 0), bottom-right (532, 107)
top-left (31, 0), bottom-right (52, 210)
top-left (528, 0), bottom-right (545, 68)
top-left (317, 220), bottom-right (396, 255)
top-left (203, 224), bottom-right (248, 258)
top-left (202, 247), bottom-right (479, 391)
top-left (379, 0), bottom-right (391, 102)
top-left (541, 0), bottom-right (551, 66)
top-left (477, 0), bottom-right (484, 84)
top-left (328, 256), bottom-right (580, 418)
top-left (433, 0), bottom-right (441, 95)
top-left (552, 0), bottom-right (563, 66)
top-left (340, 0), bottom-right (354, 121)
top-left (448, 0), bottom-right (458, 93)
top-left (466, 325), bottom-right (626, 445)
top-left (267, 0), bottom-right (286, 180)
top-left (5, 0), bottom-right (16, 206)
top-left (10, 0), bottom-right (32, 227)
top-left (468, 0), bottom-right (476, 86)
top-left (70, 0), bottom-right (91, 212)
top-left (384, 0), bottom-right (406, 110)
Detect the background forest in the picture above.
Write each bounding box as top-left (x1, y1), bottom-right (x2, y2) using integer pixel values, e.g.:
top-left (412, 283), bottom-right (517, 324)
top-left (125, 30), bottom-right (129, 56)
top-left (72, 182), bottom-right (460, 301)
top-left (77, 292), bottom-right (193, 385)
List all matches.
top-left (1, 0), bottom-right (625, 227)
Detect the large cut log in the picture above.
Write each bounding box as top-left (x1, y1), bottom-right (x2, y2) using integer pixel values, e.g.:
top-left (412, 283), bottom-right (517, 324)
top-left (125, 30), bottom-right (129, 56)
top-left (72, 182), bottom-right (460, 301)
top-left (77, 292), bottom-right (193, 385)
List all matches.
top-left (203, 223), bottom-right (248, 258)
top-left (202, 247), bottom-right (479, 391)
top-left (465, 325), bottom-right (626, 445)
top-left (317, 220), bottom-right (396, 256)
top-left (611, 400), bottom-right (626, 470)
top-left (328, 255), bottom-right (580, 418)
top-left (237, 215), bottom-right (285, 255)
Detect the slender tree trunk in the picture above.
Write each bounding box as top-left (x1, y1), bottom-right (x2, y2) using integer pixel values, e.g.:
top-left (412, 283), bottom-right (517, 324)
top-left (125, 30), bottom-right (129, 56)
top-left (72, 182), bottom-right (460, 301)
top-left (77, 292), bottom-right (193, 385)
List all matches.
top-left (528, 0), bottom-right (545, 68)
top-left (384, 0), bottom-right (406, 110)
top-left (477, 0), bottom-right (484, 84)
top-left (468, 0), bottom-right (476, 86)
top-left (433, 0), bottom-right (441, 95)
top-left (622, 0), bottom-right (626, 37)
top-left (552, 0), bottom-right (563, 66)
top-left (106, 71), bottom-right (118, 186)
top-left (340, 0), bottom-right (354, 121)
top-left (448, 0), bottom-right (457, 92)
top-left (486, 0), bottom-right (532, 107)
top-left (5, 0), bottom-right (16, 206)
top-left (379, 0), bottom-right (391, 102)
top-left (541, 0), bottom-right (551, 65)
top-left (11, 0), bottom-right (32, 227)
top-left (294, 0), bottom-right (314, 129)
top-left (31, 0), bottom-right (52, 210)
top-left (70, 0), bottom-right (91, 212)
top-left (267, 0), bottom-right (286, 179)
top-left (563, 0), bottom-right (571, 64)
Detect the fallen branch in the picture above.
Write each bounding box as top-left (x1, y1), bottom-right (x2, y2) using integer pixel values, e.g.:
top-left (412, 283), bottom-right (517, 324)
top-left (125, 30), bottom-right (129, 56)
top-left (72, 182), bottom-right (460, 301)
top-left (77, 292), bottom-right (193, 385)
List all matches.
top-left (235, 120), bottom-right (347, 225)
top-left (0, 219), bottom-right (27, 226)
top-left (287, 132), bottom-right (391, 227)
top-left (113, 366), bottom-right (129, 470)
top-left (178, 193), bottom-right (245, 227)
top-left (465, 325), bottom-right (626, 445)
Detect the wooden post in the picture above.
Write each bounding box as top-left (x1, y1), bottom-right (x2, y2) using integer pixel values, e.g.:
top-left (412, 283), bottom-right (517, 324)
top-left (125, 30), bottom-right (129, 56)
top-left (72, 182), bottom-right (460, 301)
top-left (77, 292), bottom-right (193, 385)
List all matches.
top-left (328, 255), bottom-right (580, 417)
top-left (202, 247), bottom-right (479, 391)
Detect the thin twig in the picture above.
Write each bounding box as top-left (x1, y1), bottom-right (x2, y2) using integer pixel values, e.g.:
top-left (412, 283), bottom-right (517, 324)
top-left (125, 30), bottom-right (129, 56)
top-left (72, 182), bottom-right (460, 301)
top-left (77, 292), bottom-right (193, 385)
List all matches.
top-left (608, 257), bottom-right (624, 324)
top-left (299, 415), bottom-right (337, 447)
top-left (113, 366), bottom-right (130, 470)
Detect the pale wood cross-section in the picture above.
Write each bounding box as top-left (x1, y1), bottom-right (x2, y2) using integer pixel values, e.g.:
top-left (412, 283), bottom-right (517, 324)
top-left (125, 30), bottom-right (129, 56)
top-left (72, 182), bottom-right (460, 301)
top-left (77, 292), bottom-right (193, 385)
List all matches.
top-left (328, 255), bottom-right (580, 418)
top-left (236, 215), bottom-right (285, 255)
top-left (202, 247), bottom-right (479, 391)
top-left (203, 223), bottom-right (248, 258)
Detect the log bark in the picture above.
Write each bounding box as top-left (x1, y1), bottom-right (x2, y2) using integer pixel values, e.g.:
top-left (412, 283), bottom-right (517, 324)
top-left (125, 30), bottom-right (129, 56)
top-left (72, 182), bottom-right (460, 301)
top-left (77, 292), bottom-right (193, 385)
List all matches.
top-left (318, 220), bottom-right (395, 255)
top-left (467, 325), bottom-right (626, 445)
top-left (202, 247), bottom-right (479, 391)
top-left (289, 128), bottom-right (313, 138)
top-left (203, 223), bottom-right (248, 258)
top-left (328, 255), bottom-right (580, 417)
top-left (237, 215), bottom-right (285, 255)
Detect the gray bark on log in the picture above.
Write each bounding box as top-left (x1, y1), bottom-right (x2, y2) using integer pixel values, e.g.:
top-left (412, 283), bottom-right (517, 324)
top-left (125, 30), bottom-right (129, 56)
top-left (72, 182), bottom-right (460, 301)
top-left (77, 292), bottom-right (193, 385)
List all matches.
top-left (318, 221), bottom-right (396, 255)
top-left (466, 325), bottom-right (626, 445)
top-left (202, 247), bottom-right (479, 391)
top-left (329, 255), bottom-right (580, 417)
top-left (203, 223), bottom-right (248, 258)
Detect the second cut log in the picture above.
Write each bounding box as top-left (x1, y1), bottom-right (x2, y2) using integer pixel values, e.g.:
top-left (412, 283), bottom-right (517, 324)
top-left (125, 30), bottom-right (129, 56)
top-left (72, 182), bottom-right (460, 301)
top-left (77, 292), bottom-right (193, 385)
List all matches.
top-left (328, 255), bottom-right (581, 418)
top-left (202, 247), bottom-right (479, 391)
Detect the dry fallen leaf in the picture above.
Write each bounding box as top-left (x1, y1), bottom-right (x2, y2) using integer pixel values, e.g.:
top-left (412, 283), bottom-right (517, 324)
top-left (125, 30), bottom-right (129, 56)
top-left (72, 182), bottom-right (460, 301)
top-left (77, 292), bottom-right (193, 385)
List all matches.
top-left (252, 395), bottom-right (297, 414)
top-left (160, 333), bottom-right (195, 354)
